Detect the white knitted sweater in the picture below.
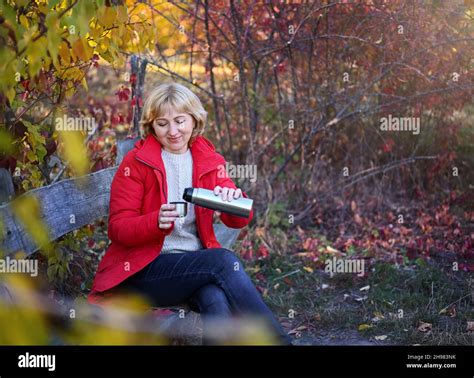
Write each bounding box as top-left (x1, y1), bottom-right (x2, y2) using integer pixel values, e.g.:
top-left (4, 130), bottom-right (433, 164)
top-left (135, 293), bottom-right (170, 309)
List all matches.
top-left (160, 148), bottom-right (203, 254)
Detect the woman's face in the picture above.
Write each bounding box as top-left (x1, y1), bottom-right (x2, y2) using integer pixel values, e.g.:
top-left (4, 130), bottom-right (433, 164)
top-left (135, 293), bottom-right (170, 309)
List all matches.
top-left (152, 106), bottom-right (195, 154)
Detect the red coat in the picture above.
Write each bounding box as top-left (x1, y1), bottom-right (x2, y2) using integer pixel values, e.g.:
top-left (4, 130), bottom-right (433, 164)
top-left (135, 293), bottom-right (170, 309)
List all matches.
top-left (87, 134), bottom-right (253, 305)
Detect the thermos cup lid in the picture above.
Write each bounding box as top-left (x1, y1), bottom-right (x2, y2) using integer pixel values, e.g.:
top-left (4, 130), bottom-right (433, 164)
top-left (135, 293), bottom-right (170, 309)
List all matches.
top-left (183, 187), bottom-right (194, 202)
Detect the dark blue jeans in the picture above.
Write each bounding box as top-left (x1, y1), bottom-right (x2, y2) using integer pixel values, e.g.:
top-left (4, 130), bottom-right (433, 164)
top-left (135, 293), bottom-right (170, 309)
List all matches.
top-left (120, 248), bottom-right (292, 345)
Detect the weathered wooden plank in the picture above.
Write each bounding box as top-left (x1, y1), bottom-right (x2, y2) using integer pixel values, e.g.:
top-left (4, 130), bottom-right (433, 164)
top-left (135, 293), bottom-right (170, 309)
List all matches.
top-left (116, 137), bottom-right (140, 165)
top-left (157, 311), bottom-right (202, 344)
top-left (0, 167), bottom-right (117, 255)
top-left (214, 223), bottom-right (241, 250)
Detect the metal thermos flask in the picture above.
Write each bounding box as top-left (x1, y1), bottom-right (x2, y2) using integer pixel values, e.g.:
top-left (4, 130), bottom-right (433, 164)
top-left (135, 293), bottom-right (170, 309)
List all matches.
top-left (182, 187), bottom-right (253, 218)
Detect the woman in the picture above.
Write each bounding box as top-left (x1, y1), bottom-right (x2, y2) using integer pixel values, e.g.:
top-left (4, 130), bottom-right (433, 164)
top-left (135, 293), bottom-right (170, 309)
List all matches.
top-left (88, 83), bottom-right (292, 345)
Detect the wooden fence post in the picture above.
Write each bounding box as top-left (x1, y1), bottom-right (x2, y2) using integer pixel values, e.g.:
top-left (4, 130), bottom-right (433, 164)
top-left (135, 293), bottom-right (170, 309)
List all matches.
top-left (130, 55), bottom-right (148, 136)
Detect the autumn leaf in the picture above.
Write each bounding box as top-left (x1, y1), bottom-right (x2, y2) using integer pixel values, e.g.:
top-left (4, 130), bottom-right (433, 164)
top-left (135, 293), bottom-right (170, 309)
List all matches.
top-left (417, 321), bottom-right (432, 333)
top-left (57, 130), bottom-right (90, 177)
top-left (100, 5), bottom-right (117, 28)
top-left (371, 312), bottom-right (384, 323)
top-left (354, 213), bottom-right (363, 225)
top-left (257, 244), bottom-right (269, 259)
top-left (0, 129), bottom-right (14, 154)
top-left (448, 305), bottom-right (457, 318)
top-left (71, 38), bottom-right (94, 62)
top-left (358, 324), bottom-right (373, 331)
top-left (382, 138), bottom-right (395, 153)
top-left (130, 95), bottom-right (143, 107)
top-left (115, 86), bottom-right (131, 101)
top-left (11, 195), bottom-right (52, 254)
top-left (325, 245), bottom-right (340, 254)
top-left (255, 227), bottom-right (267, 238)
top-left (351, 200), bottom-right (357, 212)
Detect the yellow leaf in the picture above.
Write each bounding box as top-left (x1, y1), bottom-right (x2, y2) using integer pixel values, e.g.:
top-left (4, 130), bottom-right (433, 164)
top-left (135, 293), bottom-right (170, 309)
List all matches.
top-left (81, 77), bottom-right (88, 91)
top-left (116, 5), bottom-right (128, 23)
top-left (43, 55), bottom-right (51, 71)
top-left (89, 25), bottom-right (101, 39)
top-left (62, 67), bottom-right (83, 81)
top-left (5, 87), bottom-right (16, 105)
top-left (58, 41), bottom-right (71, 65)
top-left (96, 37), bottom-right (110, 54)
top-left (26, 149), bottom-right (37, 162)
top-left (372, 311), bottom-right (384, 320)
top-left (303, 266), bottom-right (313, 273)
top-left (26, 37), bottom-right (48, 78)
top-left (358, 324), bottom-right (372, 331)
top-left (101, 6), bottom-right (117, 28)
top-left (65, 82), bottom-right (76, 98)
top-left (72, 38), bottom-right (94, 62)
top-left (47, 25), bottom-right (61, 66)
top-left (11, 196), bottom-right (52, 253)
top-left (0, 275), bottom-right (50, 344)
top-left (58, 130), bottom-right (90, 176)
top-left (19, 14), bottom-right (29, 28)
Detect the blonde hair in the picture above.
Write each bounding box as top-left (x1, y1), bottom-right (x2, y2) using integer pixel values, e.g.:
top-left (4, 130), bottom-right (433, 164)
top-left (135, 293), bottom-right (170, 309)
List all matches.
top-left (139, 83), bottom-right (207, 145)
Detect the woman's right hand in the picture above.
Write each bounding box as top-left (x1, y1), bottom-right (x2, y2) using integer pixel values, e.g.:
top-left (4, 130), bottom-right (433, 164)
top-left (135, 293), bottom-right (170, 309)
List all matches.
top-left (158, 204), bottom-right (179, 229)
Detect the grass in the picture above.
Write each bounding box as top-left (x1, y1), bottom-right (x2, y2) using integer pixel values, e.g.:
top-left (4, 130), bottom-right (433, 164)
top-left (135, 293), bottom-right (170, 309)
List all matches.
top-left (364, 261), bottom-right (472, 345)
top-left (243, 241), bottom-right (473, 345)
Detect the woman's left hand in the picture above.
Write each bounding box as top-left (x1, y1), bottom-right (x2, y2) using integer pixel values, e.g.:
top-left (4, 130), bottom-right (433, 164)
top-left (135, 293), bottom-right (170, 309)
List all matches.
top-left (213, 185), bottom-right (242, 202)
top-left (212, 186), bottom-right (242, 220)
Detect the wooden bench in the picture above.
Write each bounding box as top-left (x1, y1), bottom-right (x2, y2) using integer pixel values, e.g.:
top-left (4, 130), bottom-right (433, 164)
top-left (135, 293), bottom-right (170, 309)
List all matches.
top-left (0, 137), bottom-right (242, 344)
